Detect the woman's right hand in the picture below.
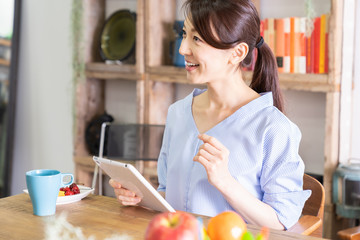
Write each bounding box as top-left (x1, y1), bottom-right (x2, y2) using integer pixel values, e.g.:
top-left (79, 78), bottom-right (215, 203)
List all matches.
top-left (109, 179), bottom-right (142, 205)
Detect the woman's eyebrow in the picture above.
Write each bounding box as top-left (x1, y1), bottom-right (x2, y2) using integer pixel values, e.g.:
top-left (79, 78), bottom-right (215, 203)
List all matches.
top-left (183, 24), bottom-right (196, 33)
top-left (184, 27), bottom-right (197, 33)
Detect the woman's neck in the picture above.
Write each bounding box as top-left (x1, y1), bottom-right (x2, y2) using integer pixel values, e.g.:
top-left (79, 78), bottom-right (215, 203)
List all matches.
top-left (199, 74), bottom-right (259, 112)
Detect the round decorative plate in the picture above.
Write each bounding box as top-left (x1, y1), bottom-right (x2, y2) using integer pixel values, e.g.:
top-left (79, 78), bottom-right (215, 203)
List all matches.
top-left (100, 9), bottom-right (136, 61)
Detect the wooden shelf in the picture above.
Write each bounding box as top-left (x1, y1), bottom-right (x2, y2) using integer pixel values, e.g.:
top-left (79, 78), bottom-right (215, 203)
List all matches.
top-left (0, 59), bottom-right (10, 67)
top-left (0, 79), bottom-right (9, 84)
top-left (85, 62), bottom-right (143, 81)
top-left (0, 39), bottom-right (11, 47)
top-left (86, 63), bottom-right (338, 92)
top-left (147, 65), bottom-right (337, 92)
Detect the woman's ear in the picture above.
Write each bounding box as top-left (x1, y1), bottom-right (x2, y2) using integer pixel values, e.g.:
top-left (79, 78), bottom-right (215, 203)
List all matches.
top-left (229, 42), bottom-right (249, 65)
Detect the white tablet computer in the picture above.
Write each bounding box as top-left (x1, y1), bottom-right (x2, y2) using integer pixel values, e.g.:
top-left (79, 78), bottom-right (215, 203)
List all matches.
top-left (93, 156), bottom-right (175, 213)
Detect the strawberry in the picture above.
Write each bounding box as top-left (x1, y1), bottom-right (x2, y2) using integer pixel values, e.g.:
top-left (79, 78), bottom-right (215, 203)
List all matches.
top-left (60, 183), bottom-right (81, 195)
top-left (65, 190), bottom-right (74, 196)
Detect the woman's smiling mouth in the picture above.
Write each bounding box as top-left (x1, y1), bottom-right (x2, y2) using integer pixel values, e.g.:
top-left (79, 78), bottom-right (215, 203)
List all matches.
top-left (185, 61), bottom-right (200, 71)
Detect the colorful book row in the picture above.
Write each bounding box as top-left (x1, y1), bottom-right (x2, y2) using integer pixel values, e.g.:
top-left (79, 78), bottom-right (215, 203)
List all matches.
top-left (245, 15), bottom-right (329, 74)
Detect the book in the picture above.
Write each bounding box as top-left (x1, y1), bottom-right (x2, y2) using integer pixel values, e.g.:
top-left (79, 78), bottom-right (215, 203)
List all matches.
top-left (263, 18), bottom-right (269, 48)
top-left (290, 17), bottom-right (295, 73)
top-left (313, 17), bottom-right (321, 73)
top-left (283, 17), bottom-right (291, 73)
top-left (267, 18), bottom-right (276, 54)
top-left (319, 14), bottom-right (327, 73)
top-left (299, 17), bottom-right (306, 74)
top-left (260, 20), bottom-right (264, 38)
top-left (275, 18), bottom-right (285, 72)
top-left (294, 17), bottom-right (300, 73)
top-left (325, 14), bottom-right (329, 73)
top-left (305, 17), bottom-right (315, 74)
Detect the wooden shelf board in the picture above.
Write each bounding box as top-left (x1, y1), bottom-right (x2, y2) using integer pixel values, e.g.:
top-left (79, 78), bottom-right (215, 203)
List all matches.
top-left (85, 62), bottom-right (142, 81)
top-left (147, 65), bottom-right (189, 84)
top-left (147, 66), bottom-right (337, 93)
top-left (0, 38), bottom-right (11, 47)
top-left (0, 58), bottom-right (10, 67)
top-left (86, 64), bottom-right (336, 92)
top-left (0, 79), bottom-right (9, 85)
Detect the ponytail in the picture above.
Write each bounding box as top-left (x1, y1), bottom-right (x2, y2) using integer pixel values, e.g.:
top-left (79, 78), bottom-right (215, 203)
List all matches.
top-left (250, 40), bottom-right (284, 112)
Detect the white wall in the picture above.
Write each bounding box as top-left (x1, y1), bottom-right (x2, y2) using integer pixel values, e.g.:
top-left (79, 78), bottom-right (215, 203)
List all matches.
top-left (11, 0), bottom-right (73, 195)
top-left (0, 0), bottom-right (14, 37)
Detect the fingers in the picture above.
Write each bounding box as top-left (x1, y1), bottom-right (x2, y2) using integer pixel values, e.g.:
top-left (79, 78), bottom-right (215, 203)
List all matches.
top-left (198, 134), bottom-right (224, 151)
top-left (114, 186), bottom-right (136, 197)
top-left (109, 179), bottom-right (122, 188)
top-left (198, 142), bottom-right (219, 156)
top-left (193, 155), bottom-right (209, 169)
top-left (109, 179), bottom-right (141, 206)
top-left (117, 194), bottom-right (142, 205)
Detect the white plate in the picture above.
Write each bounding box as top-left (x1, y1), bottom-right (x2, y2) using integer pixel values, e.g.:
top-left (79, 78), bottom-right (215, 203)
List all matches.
top-left (23, 185), bottom-right (94, 205)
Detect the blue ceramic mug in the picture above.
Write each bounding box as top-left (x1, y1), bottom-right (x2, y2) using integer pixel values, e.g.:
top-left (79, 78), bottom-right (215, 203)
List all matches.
top-left (26, 169), bottom-right (74, 216)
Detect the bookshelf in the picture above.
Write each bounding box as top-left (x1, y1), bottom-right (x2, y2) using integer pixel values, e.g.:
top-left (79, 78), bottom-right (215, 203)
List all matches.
top-left (0, 39), bottom-right (11, 67)
top-left (74, 0), bottom-right (344, 237)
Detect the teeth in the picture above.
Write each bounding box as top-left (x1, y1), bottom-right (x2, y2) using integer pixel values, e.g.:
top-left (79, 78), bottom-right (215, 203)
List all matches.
top-left (185, 61), bottom-right (199, 67)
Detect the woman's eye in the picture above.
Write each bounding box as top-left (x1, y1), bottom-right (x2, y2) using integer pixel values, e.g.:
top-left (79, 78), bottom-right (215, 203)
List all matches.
top-left (193, 36), bottom-right (201, 42)
top-left (181, 30), bottom-right (186, 38)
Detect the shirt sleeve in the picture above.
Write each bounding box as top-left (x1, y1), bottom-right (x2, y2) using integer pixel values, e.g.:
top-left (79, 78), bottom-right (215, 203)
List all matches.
top-left (260, 118), bottom-right (311, 229)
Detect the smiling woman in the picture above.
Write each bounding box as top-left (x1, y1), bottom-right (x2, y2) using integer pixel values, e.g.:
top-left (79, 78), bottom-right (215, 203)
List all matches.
top-left (110, 0), bottom-right (311, 231)
top-left (0, 0), bottom-right (21, 197)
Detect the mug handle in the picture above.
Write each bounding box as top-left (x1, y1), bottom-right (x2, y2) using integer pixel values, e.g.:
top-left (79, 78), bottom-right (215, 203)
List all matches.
top-left (60, 173), bottom-right (74, 188)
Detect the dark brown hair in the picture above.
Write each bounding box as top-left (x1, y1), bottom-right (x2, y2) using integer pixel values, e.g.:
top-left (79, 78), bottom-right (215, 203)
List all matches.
top-left (183, 0), bottom-right (284, 112)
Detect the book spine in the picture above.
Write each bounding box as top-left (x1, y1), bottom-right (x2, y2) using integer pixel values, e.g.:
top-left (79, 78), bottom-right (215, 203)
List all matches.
top-left (268, 18), bottom-right (276, 54)
top-left (263, 18), bottom-right (269, 47)
top-left (324, 14), bottom-right (329, 73)
top-left (314, 17), bottom-right (321, 74)
top-left (275, 18), bottom-right (285, 73)
top-left (294, 17), bottom-right (300, 73)
top-left (290, 17), bottom-right (295, 73)
top-left (319, 14), bottom-right (327, 73)
top-left (310, 22), bottom-right (316, 73)
top-left (283, 17), bottom-right (291, 73)
top-left (306, 34), bottom-right (312, 73)
top-left (299, 17), bottom-right (306, 74)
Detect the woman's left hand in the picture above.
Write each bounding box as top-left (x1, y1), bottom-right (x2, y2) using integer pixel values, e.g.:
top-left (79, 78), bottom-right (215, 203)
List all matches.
top-left (193, 134), bottom-right (232, 188)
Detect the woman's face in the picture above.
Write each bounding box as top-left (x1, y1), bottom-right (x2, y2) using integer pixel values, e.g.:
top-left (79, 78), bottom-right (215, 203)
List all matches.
top-left (179, 18), bottom-right (234, 84)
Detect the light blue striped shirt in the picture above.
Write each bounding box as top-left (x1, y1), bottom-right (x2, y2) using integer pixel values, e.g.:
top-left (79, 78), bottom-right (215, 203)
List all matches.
top-left (157, 88), bottom-right (311, 229)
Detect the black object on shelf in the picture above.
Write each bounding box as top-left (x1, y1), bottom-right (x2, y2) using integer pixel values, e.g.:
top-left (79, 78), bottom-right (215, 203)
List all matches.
top-left (85, 112), bottom-right (114, 155)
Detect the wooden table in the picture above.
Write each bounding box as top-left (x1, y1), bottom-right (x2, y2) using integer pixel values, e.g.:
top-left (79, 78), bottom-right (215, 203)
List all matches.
top-left (0, 194), bottom-right (327, 240)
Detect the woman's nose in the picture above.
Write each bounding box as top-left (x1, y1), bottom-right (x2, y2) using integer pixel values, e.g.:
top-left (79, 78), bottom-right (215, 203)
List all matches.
top-left (179, 38), bottom-right (190, 56)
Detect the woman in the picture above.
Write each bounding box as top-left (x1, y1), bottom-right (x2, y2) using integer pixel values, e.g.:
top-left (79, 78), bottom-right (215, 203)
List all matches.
top-left (110, 0), bottom-right (310, 230)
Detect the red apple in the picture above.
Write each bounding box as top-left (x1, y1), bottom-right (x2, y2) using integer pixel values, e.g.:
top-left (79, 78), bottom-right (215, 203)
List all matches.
top-left (145, 211), bottom-right (199, 240)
